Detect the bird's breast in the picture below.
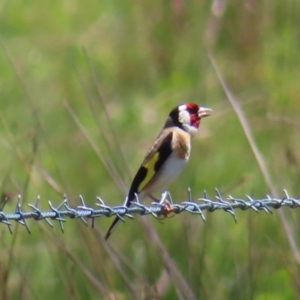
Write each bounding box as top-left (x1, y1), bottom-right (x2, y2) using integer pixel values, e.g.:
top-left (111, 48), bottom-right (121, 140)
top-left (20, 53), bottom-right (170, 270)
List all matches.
top-left (172, 129), bottom-right (191, 160)
top-left (140, 129), bottom-right (191, 198)
top-left (142, 152), bottom-right (188, 197)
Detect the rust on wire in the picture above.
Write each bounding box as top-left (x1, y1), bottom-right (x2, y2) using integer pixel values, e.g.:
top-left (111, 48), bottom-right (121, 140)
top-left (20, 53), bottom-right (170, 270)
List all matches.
top-left (0, 188), bottom-right (300, 233)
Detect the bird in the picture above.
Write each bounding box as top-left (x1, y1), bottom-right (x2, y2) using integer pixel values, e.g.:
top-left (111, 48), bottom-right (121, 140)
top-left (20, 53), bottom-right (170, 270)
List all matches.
top-left (104, 103), bottom-right (212, 240)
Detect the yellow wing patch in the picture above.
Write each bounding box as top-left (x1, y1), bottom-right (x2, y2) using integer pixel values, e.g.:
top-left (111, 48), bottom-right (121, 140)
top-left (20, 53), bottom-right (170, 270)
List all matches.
top-left (138, 152), bottom-right (160, 192)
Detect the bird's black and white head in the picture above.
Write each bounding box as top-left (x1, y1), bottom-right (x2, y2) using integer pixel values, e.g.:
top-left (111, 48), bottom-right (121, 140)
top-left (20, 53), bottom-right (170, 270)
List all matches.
top-left (167, 103), bottom-right (212, 136)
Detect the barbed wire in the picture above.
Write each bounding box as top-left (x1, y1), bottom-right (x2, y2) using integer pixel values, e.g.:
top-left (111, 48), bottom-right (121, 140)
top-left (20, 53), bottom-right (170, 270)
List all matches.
top-left (0, 188), bottom-right (299, 234)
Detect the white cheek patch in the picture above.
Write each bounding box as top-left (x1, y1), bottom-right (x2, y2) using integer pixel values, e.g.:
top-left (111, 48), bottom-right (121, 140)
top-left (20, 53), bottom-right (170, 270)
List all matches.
top-left (178, 110), bottom-right (190, 125)
top-left (178, 104), bottom-right (187, 112)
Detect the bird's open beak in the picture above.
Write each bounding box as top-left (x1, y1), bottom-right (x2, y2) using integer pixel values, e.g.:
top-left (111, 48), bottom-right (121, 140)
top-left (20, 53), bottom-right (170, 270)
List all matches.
top-left (198, 107), bottom-right (212, 118)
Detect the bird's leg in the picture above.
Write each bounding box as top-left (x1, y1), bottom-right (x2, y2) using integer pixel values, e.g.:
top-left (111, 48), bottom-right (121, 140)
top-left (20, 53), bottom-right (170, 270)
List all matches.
top-left (149, 194), bottom-right (160, 203)
top-left (149, 193), bottom-right (174, 217)
top-left (161, 201), bottom-right (174, 217)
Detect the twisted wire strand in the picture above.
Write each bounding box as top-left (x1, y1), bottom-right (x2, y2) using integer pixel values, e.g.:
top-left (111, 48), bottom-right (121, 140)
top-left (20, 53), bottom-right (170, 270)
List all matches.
top-left (0, 189), bottom-right (299, 234)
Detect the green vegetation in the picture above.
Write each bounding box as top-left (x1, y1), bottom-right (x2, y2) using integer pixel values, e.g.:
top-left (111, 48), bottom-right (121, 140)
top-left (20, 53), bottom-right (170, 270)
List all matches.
top-left (1, 0), bottom-right (300, 299)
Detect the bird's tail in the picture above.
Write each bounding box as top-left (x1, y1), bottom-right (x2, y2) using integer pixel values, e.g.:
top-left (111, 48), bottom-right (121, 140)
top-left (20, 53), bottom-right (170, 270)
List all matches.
top-left (104, 215), bottom-right (121, 240)
top-left (104, 194), bottom-right (134, 240)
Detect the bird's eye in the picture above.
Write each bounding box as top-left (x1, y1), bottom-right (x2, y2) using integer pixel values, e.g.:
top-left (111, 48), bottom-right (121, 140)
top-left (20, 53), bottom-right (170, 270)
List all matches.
top-left (187, 108), bottom-right (198, 116)
top-left (188, 108), bottom-right (197, 114)
top-left (186, 103), bottom-right (199, 114)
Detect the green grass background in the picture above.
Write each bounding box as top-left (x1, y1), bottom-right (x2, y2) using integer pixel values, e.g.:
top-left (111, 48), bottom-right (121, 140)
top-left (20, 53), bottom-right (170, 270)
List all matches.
top-left (1, 0), bottom-right (300, 299)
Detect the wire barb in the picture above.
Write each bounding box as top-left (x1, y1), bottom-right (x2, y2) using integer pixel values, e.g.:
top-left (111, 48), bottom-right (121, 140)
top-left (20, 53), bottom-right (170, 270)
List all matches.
top-left (0, 189), bottom-right (299, 233)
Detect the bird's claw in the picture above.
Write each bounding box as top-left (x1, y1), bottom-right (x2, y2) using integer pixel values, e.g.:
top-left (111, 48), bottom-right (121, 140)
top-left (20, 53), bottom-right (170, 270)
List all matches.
top-left (162, 201), bottom-right (174, 217)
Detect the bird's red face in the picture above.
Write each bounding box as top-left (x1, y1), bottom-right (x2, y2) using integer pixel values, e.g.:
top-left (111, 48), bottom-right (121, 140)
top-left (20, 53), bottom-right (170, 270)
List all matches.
top-left (170, 103), bottom-right (211, 135)
top-left (185, 103), bottom-right (202, 129)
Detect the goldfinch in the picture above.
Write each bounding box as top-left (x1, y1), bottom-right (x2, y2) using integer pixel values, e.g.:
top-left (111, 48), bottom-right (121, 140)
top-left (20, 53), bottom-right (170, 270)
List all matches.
top-left (104, 103), bottom-right (212, 240)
